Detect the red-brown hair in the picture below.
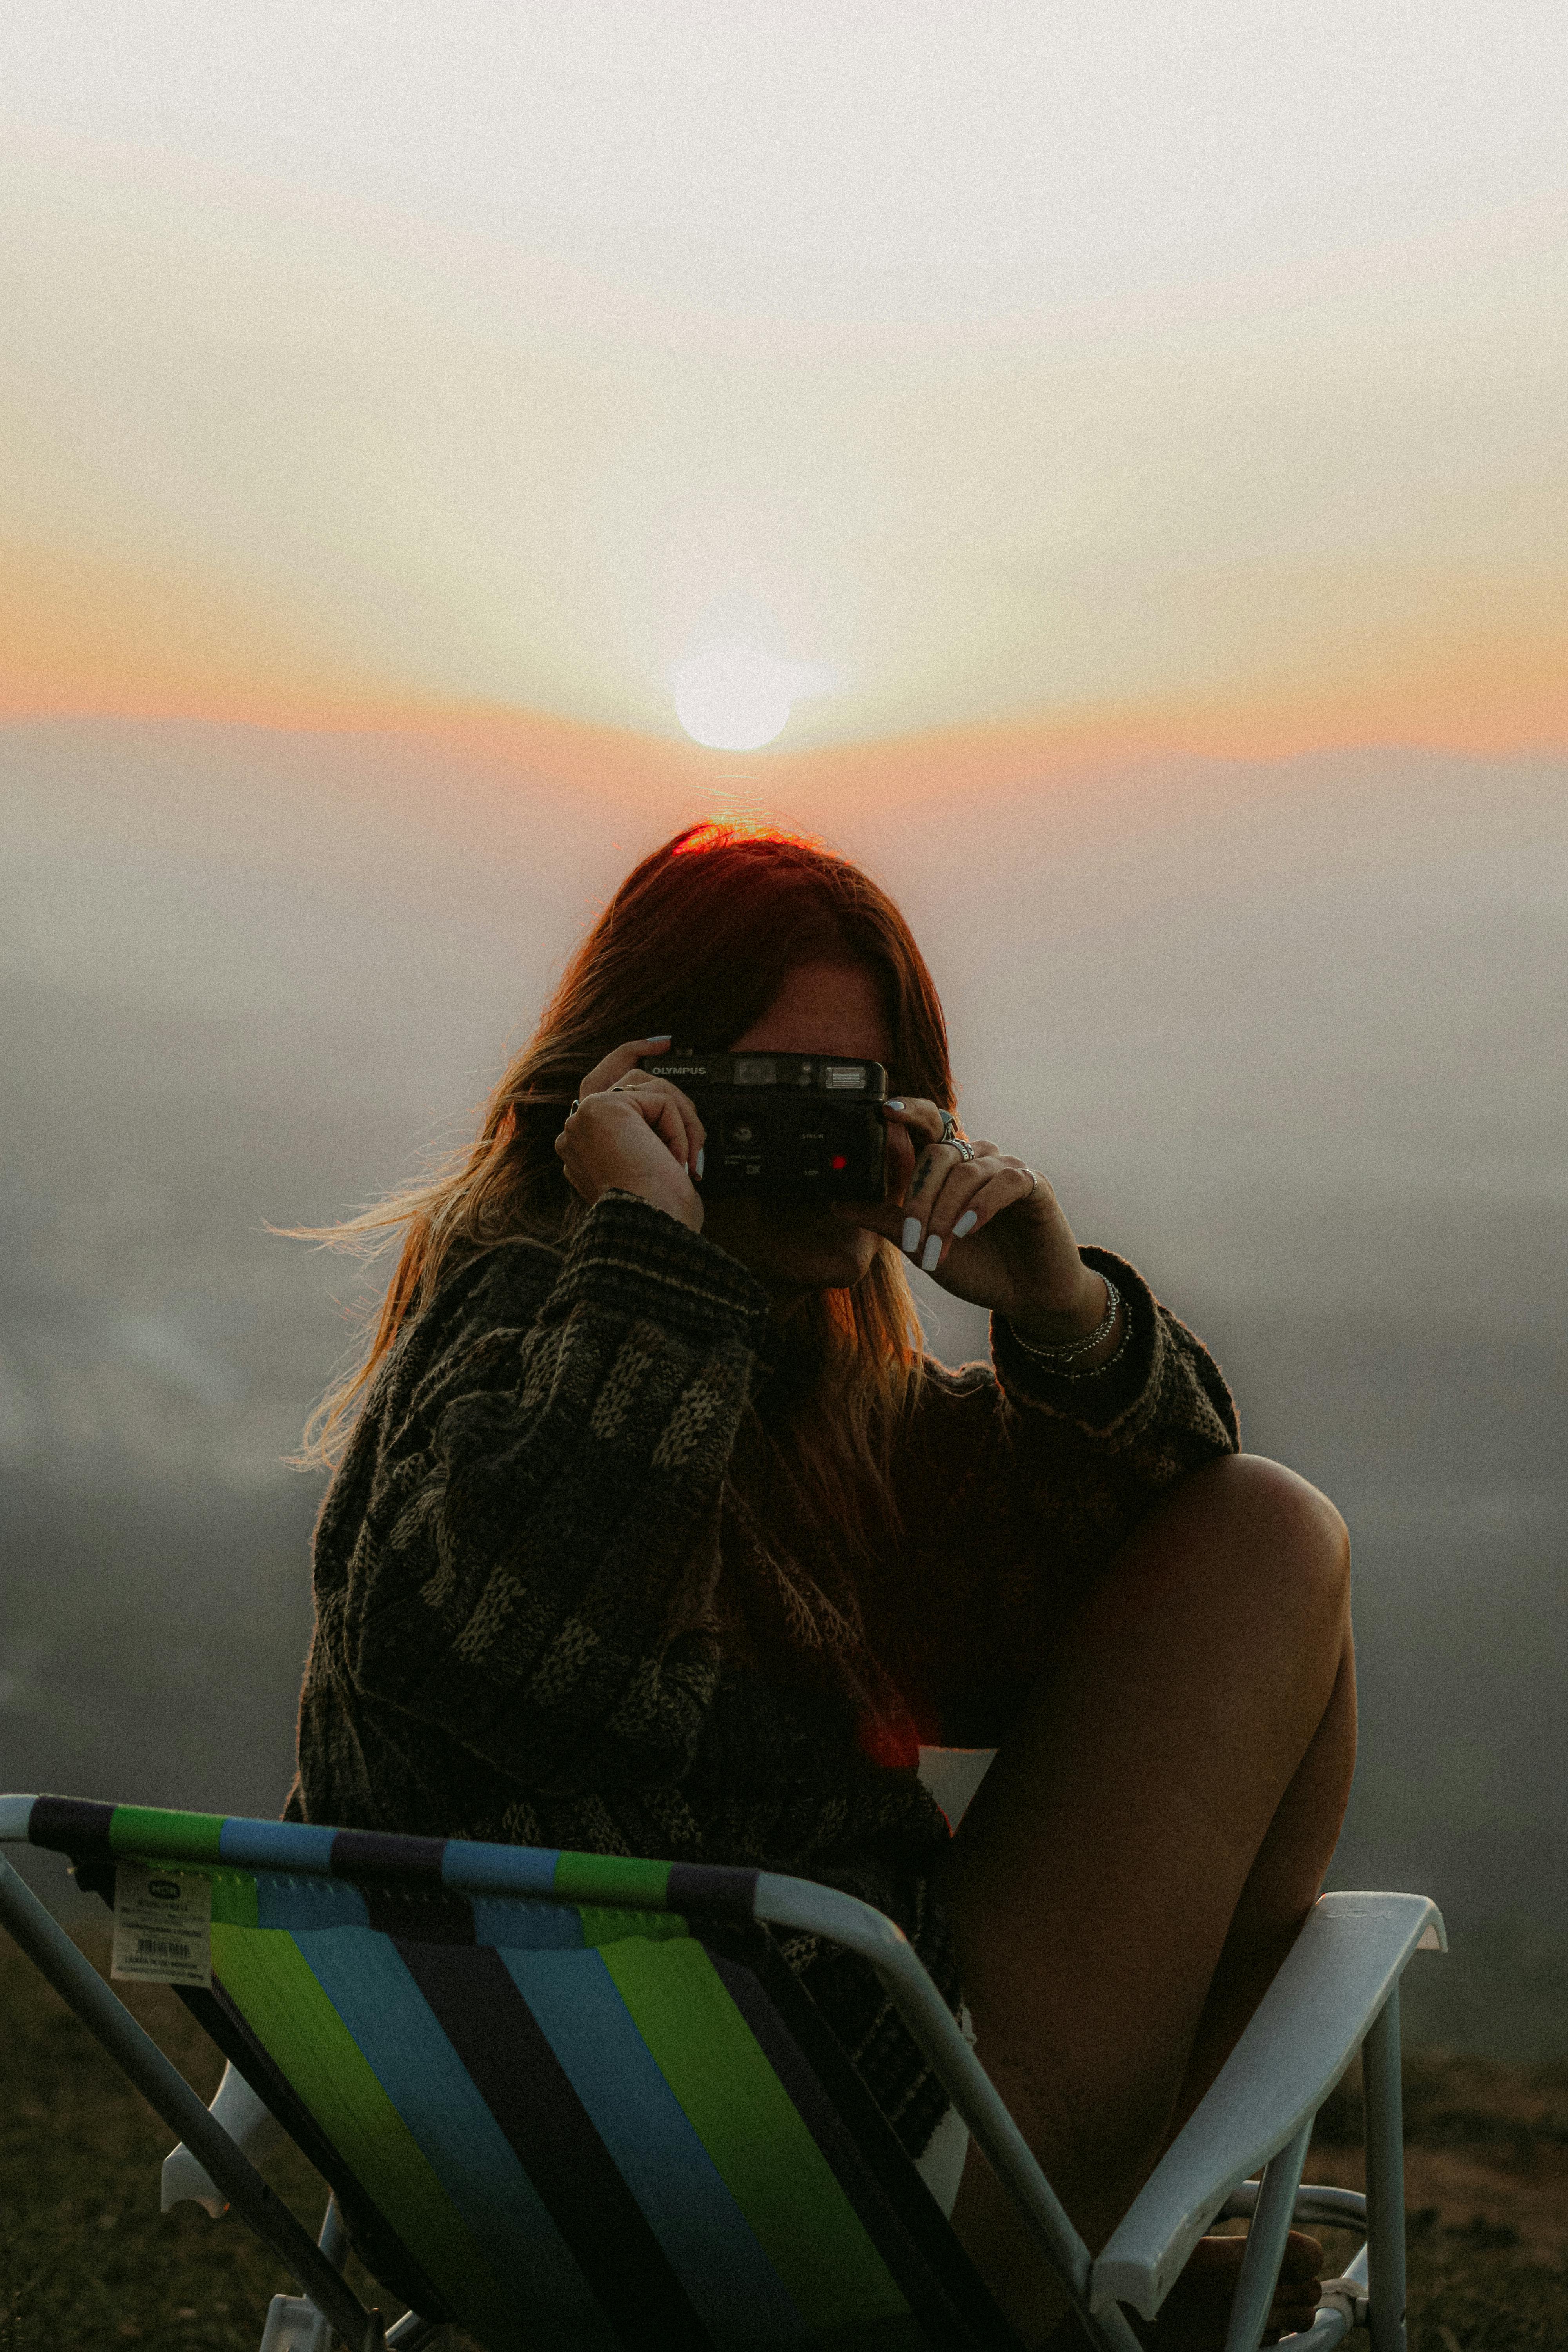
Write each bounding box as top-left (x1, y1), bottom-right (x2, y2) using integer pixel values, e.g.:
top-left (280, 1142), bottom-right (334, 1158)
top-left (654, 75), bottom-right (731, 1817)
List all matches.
top-left (292, 821), bottom-right (954, 1564)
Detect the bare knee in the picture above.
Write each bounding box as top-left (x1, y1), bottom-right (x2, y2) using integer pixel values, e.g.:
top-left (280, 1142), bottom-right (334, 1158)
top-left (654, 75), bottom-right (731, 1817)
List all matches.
top-left (1230, 1452), bottom-right (1348, 1603)
top-left (1153, 1452), bottom-right (1351, 1626)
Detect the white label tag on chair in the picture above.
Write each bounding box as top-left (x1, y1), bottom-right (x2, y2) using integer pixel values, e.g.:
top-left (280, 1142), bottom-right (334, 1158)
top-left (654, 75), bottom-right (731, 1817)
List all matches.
top-left (111, 1864), bottom-right (213, 1988)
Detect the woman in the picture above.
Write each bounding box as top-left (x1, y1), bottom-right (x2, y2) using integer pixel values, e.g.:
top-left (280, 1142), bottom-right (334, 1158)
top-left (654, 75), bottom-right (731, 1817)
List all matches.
top-left (288, 822), bottom-right (1353, 2345)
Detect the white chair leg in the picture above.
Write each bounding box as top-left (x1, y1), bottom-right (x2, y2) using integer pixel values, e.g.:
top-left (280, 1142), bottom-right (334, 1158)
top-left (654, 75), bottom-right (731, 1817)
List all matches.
top-left (318, 2193), bottom-right (349, 2272)
top-left (1363, 1989), bottom-right (1408, 2352)
top-left (163, 2060), bottom-right (287, 2216)
top-left (1222, 2117), bottom-right (1312, 2352)
top-left (256, 2194), bottom-right (352, 2347)
top-left (1311, 2244), bottom-right (1371, 2341)
top-left (259, 2294), bottom-right (335, 2352)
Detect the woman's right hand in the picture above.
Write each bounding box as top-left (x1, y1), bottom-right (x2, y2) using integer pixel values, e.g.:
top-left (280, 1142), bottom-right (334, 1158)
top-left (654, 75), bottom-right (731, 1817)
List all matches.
top-left (554, 1036), bottom-right (706, 1233)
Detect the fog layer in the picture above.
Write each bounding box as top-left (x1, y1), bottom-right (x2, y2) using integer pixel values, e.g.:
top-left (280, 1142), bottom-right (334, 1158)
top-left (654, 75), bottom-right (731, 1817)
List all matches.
top-left (3, 719), bottom-right (1563, 2055)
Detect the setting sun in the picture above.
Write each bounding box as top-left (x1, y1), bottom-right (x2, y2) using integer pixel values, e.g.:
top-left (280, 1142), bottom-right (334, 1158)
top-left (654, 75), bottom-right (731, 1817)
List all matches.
top-left (673, 645), bottom-right (804, 750)
top-left (0, 1), bottom-right (1560, 758)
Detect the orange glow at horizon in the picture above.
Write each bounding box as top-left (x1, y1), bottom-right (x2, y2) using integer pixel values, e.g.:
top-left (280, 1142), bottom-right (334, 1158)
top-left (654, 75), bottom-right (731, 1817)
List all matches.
top-left (3, 10), bottom-right (1564, 784)
top-left (2, 537), bottom-right (1561, 813)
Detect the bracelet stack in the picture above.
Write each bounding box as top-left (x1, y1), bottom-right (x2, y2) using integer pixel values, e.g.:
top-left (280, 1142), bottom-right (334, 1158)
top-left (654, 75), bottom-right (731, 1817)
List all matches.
top-left (1008, 1275), bottom-right (1130, 1379)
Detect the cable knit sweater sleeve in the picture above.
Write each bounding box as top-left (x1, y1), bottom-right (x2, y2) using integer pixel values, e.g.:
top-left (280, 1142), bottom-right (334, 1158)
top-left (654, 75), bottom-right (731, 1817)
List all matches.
top-left (869, 1244), bottom-right (1240, 1744)
top-left (300, 1191), bottom-right (772, 1800)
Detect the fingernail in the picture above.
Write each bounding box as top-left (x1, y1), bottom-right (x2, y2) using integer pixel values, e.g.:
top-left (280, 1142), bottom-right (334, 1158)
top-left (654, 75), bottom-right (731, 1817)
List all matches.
top-left (886, 1099), bottom-right (905, 1110)
top-left (953, 1209), bottom-right (978, 1238)
top-left (695, 1145), bottom-right (705, 1179)
top-left (901, 1215), bottom-right (921, 1256)
top-left (920, 1233), bottom-right (942, 1274)
top-left (646, 1032), bottom-right (672, 1044)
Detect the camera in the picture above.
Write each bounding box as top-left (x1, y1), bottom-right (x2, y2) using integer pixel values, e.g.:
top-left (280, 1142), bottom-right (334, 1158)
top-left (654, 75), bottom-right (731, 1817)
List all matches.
top-left (640, 1050), bottom-right (889, 1199)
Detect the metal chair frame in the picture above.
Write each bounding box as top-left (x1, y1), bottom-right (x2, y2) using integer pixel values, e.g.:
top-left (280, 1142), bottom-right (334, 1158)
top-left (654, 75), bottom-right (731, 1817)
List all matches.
top-left (0, 1792), bottom-right (1443, 2352)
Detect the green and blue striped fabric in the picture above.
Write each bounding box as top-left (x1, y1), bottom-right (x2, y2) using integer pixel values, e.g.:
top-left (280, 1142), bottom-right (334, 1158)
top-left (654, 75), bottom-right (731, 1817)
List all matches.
top-left (28, 1799), bottom-right (1011, 2350)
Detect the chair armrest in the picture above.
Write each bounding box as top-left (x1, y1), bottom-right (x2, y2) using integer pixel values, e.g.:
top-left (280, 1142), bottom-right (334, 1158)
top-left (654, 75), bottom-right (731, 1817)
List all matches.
top-left (1091, 1892), bottom-right (1444, 2319)
top-left (163, 2060), bottom-right (288, 2215)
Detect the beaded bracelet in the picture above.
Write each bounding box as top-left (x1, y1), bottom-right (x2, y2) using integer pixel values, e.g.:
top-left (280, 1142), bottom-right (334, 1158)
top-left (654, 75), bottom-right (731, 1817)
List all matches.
top-left (1009, 1273), bottom-right (1122, 1364)
top-left (1051, 1305), bottom-right (1136, 1380)
top-left (1009, 1306), bottom-right (1134, 1380)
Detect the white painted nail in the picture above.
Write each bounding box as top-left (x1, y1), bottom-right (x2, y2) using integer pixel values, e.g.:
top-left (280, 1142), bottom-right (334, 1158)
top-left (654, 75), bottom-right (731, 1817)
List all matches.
top-left (647, 1032), bottom-right (672, 1042)
top-left (695, 1145), bottom-right (705, 1179)
top-left (953, 1209), bottom-right (978, 1238)
top-left (920, 1232), bottom-right (942, 1274)
top-left (886, 1099), bottom-right (905, 1110)
top-left (901, 1215), bottom-right (921, 1256)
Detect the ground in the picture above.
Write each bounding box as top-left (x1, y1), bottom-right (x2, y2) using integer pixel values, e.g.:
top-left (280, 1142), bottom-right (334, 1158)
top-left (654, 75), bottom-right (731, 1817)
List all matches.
top-left (2, 1928), bottom-right (1564, 2350)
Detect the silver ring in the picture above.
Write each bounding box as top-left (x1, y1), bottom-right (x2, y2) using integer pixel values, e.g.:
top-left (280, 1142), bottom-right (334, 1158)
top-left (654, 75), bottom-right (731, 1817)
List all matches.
top-left (569, 1098), bottom-right (581, 1116)
top-left (950, 1137), bottom-right (975, 1161)
top-left (937, 1109), bottom-right (959, 1144)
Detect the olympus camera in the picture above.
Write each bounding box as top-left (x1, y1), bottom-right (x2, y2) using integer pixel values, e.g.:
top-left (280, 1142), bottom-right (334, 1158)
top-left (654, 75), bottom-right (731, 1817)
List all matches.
top-left (640, 1050), bottom-right (889, 1199)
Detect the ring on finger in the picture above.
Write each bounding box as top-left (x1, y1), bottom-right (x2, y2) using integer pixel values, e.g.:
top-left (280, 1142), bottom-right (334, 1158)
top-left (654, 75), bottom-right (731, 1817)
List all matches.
top-left (947, 1137), bottom-right (975, 1162)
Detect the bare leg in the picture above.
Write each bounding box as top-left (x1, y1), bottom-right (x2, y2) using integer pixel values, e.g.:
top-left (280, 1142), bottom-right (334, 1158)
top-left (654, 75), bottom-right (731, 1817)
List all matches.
top-left (1165, 1624), bottom-right (1357, 2145)
top-left (931, 1454), bottom-right (1356, 2343)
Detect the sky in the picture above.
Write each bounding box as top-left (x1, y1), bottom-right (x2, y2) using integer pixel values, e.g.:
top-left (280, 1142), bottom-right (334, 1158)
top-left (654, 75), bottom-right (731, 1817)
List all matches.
top-left (2, 0), bottom-right (1565, 770)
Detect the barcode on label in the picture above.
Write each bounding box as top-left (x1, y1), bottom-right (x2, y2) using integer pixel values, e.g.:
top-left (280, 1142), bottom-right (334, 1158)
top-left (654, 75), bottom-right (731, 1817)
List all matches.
top-left (111, 1863), bottom-right (214, 1985)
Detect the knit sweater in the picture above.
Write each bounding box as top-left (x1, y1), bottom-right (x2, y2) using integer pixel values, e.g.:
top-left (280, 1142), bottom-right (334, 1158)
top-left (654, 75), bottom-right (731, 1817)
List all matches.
top-left (287, 1190), bottom-right (1238, 2156)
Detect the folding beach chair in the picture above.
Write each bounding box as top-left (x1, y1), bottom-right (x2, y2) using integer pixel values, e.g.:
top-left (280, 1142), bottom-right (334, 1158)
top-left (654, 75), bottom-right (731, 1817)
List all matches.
top-left (1, 1785), bottom-right (1443, 2352)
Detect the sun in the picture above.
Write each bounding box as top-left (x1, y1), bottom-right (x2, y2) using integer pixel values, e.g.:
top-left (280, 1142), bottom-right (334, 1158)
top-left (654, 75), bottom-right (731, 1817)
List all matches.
top-left (672, 644), bottom-right (799, 750)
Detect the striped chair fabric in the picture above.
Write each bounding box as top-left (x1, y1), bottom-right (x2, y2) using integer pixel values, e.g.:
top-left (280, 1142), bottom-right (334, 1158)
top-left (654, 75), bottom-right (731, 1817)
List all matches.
top-left (28, 1798), bottom-right (1015, 2352)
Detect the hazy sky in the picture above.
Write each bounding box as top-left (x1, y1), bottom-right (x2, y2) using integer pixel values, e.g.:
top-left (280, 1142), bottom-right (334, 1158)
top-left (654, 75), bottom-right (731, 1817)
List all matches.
top-left (2, 2), bottom-right (1564, 764)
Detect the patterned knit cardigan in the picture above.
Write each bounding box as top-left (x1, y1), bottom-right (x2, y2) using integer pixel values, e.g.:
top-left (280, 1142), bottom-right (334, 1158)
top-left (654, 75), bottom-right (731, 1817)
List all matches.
top-left (287, 1190), bottom-right (1239, 2157)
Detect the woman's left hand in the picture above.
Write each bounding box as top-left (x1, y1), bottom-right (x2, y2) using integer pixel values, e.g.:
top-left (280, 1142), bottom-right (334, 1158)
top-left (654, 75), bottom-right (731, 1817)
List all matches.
top-left (834, 1102), bottom-right (1112, 1347)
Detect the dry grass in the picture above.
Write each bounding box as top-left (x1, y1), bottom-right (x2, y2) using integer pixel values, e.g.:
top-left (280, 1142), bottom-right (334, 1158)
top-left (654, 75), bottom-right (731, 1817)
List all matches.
top-left (3, 1926), bottom-right (1564, 2349)
top-left (1306, 2049), bottom-right (1568, 2348)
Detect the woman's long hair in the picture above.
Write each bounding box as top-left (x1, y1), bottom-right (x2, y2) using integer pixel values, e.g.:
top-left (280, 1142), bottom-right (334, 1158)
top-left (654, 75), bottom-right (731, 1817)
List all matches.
top-left (292, 821), bottom-right (955, 1571)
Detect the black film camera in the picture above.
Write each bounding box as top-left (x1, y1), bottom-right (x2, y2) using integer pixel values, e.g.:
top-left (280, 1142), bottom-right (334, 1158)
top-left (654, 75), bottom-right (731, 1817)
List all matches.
top-left (640, 1050), bottom-right (889, 1199)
